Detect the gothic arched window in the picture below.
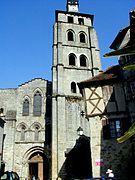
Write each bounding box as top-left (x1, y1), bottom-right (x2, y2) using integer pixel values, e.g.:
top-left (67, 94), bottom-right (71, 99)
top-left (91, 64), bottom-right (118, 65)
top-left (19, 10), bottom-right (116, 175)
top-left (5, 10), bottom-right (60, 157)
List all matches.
top-left (69, 53), bottom-right (76, 66)
top-left (80, 33), bottom-right (86, 43)
top-left (71, 82), bottom-right (76, 93)
top-left (33, 91), bottom-right (42, 116)
top-left (68, 31), bottom-right (74, 41)
top-left (22, 99), bottom-right (29, 116)
top-left (80, 55), bottom-right (87, 67)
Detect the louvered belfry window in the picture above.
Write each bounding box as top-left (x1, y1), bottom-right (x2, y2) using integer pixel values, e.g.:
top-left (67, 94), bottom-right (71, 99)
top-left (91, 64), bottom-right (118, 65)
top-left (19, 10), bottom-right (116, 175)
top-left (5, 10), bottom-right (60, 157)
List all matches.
top-left (33, 91), bottom-right (42, 116)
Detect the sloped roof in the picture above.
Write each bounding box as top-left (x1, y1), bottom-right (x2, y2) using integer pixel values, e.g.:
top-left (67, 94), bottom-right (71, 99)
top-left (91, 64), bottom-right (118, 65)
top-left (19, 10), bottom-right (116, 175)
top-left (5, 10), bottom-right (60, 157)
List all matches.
top-left (109, 26), bottom-right (130, 50)
top-left (104, 9), bottom-right (135, 57)
top-left (78, 65), bottom-right (122, 89)
top-left (103, 26), bottom-right (135, 57)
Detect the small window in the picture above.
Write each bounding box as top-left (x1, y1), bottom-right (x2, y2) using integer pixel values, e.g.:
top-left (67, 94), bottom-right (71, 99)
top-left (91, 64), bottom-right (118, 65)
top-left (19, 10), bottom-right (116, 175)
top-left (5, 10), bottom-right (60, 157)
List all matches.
top-left (80, 55), bottom-right (87, 67)
top-left (71, 82), bottom-right (76, 93)
top-left (109, 120), bottom-right (121, 138)
top-left (68, 16), bottom-right (73, 23)
top-left (78, 18), bottom-right (84, 25)
top-left (33, 91), bottom-right (42, 116)
top-left (103, 118), bottom-right (130, 140)
top-left (80, 33), bottom-right (86, 43)
top-left (68, 31), bottom-right (74, 41)
top-left (69, 54), bottom-right (76, 66)
top-left (23, 99), bottom-right (29, 116)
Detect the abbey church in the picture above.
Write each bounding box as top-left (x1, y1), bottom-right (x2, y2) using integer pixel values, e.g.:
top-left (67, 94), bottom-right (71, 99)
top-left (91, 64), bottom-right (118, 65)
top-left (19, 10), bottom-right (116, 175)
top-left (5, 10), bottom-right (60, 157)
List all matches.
top-left (0, 1), bottom-right (134, 180)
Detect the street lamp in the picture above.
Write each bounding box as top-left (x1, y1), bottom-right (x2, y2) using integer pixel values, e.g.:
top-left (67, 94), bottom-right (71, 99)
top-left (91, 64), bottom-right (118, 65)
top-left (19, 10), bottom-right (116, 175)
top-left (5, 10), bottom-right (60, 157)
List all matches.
top-left (0, 108), bottom-right (4, 117)
top-left (77, 127), bottom-right (83, 136)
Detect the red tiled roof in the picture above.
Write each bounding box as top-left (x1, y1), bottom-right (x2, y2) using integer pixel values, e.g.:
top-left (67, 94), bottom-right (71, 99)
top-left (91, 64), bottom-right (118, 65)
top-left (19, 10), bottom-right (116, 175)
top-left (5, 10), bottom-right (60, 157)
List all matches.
top-left (78, 65), bottom-right (122, 88)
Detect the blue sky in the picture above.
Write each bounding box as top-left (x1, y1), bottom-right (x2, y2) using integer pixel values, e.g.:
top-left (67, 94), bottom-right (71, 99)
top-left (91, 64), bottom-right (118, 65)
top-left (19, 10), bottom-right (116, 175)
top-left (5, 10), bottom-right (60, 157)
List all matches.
top-left (0, 0), bottom-right (134, 88)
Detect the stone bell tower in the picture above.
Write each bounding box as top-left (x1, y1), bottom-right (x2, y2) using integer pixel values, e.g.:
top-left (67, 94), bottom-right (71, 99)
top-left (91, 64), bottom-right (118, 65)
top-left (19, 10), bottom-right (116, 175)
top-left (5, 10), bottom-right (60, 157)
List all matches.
top-left (52, 0), bottom-right (101, 179)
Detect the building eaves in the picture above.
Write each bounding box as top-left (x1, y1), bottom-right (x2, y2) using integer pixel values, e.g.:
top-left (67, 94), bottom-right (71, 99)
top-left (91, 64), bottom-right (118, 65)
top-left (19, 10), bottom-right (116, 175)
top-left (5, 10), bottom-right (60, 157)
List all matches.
top-left (104, 10), bottom-right (135, 57)
top-left (78, 65), bottom-right (122, 89)
top-left (110, 26), bottom-right (130, 50)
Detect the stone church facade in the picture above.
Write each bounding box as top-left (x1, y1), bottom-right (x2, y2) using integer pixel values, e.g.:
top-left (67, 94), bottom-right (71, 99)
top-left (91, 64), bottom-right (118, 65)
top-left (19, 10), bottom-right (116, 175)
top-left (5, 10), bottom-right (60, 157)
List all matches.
top-left (0, 78), bottom-right (52, 180)
top-left (0, 0), bottom-right (102, 179)
top-left (1, 0), bottom-right (132, 180)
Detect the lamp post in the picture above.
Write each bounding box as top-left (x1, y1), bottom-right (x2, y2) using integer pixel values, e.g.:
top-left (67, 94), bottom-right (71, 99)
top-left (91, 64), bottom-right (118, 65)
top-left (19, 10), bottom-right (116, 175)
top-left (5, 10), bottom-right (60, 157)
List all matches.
top-left (77, 127), bottom-right (83, 136)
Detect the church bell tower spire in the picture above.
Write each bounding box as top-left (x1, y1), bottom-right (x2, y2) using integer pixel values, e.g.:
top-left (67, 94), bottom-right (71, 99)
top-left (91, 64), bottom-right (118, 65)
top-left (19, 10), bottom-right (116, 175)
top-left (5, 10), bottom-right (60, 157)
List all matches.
top-left (66, 0), bottom-right (79, 12)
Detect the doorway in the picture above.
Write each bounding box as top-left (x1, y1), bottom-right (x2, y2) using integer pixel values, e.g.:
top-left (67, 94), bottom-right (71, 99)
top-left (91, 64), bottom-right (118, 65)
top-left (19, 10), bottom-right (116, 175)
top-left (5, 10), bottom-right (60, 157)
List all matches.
top-left (29, 163), bottom-right (38, 180)
top-left (28, 152), bottom-right (49, 180)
